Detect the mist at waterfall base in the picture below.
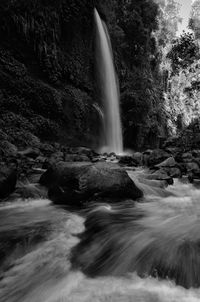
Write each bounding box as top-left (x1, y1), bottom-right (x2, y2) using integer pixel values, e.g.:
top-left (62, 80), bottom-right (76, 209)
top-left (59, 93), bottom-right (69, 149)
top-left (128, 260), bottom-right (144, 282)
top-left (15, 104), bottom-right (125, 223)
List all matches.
top-left (1, 173), bottom-right (200, 301)
top-left (94, 9), bottom-right (123, 155)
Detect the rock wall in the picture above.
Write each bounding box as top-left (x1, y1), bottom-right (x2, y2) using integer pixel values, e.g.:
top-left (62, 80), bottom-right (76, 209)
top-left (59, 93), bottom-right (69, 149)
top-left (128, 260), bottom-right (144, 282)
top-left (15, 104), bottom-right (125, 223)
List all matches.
top-left (0, 0), bottom-right (165, 153)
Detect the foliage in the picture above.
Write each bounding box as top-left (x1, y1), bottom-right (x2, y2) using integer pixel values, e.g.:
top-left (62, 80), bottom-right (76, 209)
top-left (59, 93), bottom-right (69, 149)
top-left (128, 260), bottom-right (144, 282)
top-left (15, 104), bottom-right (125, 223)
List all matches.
top-left (0, 0), bottom-right (172, 150)
top-left (164, 59), bottom-right (200, 135)
top-left (154, 0), bottom-right (181, 47)
top-left (189, 0), bottom-right (200, 40)
top-left (167, 32), bottom-right (200, 74)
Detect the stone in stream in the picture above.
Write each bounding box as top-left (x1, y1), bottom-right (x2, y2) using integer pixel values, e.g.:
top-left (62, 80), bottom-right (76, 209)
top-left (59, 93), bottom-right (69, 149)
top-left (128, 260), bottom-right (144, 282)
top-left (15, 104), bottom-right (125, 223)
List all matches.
top-left (15, 183), bottom-right (47, 199)
top-left (0, 165), bottom-right (17, 199)
top-left (18, 147), bottom-right (40, 159)
top-left (144, 149), bottom-right (171, 167)
top-left (118, 155), bottom-right (139, 166)
top-left (40, 162), bottom-right (143, 206)
top-left (142, 170), bottom-right (173, 185)
top-left (155, 156), bottom-right (176, 168)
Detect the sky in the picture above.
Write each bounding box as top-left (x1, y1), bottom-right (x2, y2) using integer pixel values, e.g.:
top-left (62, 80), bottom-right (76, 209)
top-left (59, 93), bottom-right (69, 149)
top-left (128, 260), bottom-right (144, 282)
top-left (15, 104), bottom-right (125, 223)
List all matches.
top-left (177, 0), bottom-right (194, 35)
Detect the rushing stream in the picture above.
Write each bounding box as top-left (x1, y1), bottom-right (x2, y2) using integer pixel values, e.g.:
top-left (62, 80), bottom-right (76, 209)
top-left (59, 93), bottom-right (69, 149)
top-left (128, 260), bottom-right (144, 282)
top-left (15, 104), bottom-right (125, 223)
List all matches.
top-left (1, 170), bottom-right (200, 301)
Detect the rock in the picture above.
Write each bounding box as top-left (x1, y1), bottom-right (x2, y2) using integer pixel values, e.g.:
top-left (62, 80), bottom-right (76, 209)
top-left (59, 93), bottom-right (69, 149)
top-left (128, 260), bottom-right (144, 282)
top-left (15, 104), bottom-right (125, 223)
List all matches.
top-left (145, 149), bottom-right (171, 167)
top-left (192, 150), bottom-right (200, 158)
top-left (0, 141), bottom-right (18, 158)
top-left (43, 151), bottom-right (64, 169)
top-left (143, 149), bottom-right (153, 155)
top-left (0, 165), bottom-right (17, 199)
top-left (118, 156), bottom-right (138, 166)
top-left (167, 167), bottom-right (182, 178)
top-left (182, 152), bottom-right (193, 163)
top-left (186, 162), bottom-right (200, 174)
top-left (91, 157), bottom-right (105, 163)
top-left (18, 147), bottom-right (40, 159)
top-left (132, 152), bottom-right (143, 165)
top-left (39, 143), bottom-right (55, 156)
top-left (64, 154), bottom-right (90, 162)
top-left (164, 147), bottom-right (182, 156)
top-left (108, 152), bottom-right (116, 157)
top-left (15, 183), bottom-right (47, 199)
top-left (177, 163), bottom-right (187, 174)
top-left (185, 162), bottom-right (200, 182)
top-left (40, 162), bottom-right (143, 205)
top-left (163, 136), bottom-right (178, 148)
top-left (25, 168), bottom-right (46, 183)
top-left (143, 170), bottom-right (173, 185)
top-left (155, 157), bottom-right (176, 168)
top-left (68, 147), bottom-right (97, 158)
top-left (35, 156), bottom-right (46, 164)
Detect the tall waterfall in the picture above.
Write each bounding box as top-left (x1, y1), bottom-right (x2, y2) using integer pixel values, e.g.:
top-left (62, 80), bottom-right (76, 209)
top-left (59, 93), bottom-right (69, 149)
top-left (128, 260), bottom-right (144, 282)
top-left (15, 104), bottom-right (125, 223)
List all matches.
top-left (94, 9), bottom-right (123, 155)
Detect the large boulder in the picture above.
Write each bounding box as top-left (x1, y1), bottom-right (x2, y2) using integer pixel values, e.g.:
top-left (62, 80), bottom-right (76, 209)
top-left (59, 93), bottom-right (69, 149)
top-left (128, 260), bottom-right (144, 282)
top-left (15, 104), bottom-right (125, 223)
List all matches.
top-left (142, 169), bottom-right (173, 185)
top-left (40, 162), bottom-right (143, 205)
top-left (18, 147), bottom-right (40, 159)
top-left (155, 157), bottom-right (176, 168)
top-left (144, 149), bottom-right (171, 167)
top-left (0, 165), bottom-right (17, 199)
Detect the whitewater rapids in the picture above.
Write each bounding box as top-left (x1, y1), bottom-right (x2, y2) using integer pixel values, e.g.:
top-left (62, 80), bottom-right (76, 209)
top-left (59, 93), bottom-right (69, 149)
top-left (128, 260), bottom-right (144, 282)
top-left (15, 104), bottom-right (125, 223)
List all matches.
top-left (1, 173), bottom-right (200, 301)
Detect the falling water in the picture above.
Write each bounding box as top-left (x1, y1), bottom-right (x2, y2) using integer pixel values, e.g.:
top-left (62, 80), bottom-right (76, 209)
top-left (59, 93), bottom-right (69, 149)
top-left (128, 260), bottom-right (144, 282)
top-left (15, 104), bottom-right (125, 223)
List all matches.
top-left (94, 9), bottom-right (123, 155)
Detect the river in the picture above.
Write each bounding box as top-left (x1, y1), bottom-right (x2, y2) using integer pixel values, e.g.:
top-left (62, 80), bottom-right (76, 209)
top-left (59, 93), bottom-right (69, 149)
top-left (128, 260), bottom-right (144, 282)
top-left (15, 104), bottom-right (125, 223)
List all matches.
top-left (0, 170), bottom-right (200, 302)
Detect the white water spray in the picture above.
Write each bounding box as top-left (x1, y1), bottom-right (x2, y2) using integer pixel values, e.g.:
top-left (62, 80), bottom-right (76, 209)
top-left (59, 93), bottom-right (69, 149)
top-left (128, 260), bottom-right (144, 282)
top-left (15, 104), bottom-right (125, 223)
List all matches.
top-left (94, 8), bottom-right (123, 154)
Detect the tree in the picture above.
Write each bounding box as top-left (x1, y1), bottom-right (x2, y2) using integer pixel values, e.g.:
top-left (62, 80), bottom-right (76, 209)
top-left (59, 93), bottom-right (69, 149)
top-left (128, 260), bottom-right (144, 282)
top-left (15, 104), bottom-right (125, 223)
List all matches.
top-left (189, 0), bottom-right (200, 40)
top-left (167, 32), bottom-right (200, 74)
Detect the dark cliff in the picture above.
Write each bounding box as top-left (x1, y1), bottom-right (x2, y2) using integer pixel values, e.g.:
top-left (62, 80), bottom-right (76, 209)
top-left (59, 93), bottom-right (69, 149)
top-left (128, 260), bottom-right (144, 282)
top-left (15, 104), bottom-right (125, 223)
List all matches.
top-left (0, 0), bottom-right (164, 153)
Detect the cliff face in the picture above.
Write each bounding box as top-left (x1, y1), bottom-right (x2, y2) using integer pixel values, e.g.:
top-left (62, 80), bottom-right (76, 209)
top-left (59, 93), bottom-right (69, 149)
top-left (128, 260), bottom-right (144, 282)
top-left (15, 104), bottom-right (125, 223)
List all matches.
top-left (0, 0), bottom-right (100, 150)
top-left (0, 0), bottom-right (164, 152)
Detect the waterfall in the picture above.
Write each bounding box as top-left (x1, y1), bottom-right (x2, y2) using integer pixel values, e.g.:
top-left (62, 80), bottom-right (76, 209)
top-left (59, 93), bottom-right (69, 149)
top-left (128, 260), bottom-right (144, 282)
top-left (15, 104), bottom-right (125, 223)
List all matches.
top-left (94, 8), bottom-right (123, 155)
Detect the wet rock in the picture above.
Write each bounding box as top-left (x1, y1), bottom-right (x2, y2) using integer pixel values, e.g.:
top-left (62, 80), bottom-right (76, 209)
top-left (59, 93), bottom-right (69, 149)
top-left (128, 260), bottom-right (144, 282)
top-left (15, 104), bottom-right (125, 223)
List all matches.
top-left (0, 165), bottom-right (17, 199)
top-left (167, 167), bottom-right (182, 178)
top-left (118, 156), bottom-right (138, 166)
top-left (39, 143), bottom-right (55, 156)
top-left (40, 162), bottom-right (143, 205)
top-left (0, 141), bottom-right (18, 158)
top-left (64, 154), bottom-right (90, 162)
top-left (18, 147), bottom-right (40, 159)
top-left (192, 150), bottom-right (200, 158)
top-left (182, 152), bottom-right (193, 163)
top-left (43, 151), bottom-right (64, 169)
top-left (155, 157), bottom-right (176, 168)
top-left (186, 162), bottom-right (200, 174)
top-left (68, 147), bottom-right (97, 159)
top-left (145, 149), bottom-right (171, 167)
top-left (132, 152), bottom-right (143, 165)
top-left (143, 169), bottom-right (173, 185)
top-left (15, 183), bottom-right (47, 199)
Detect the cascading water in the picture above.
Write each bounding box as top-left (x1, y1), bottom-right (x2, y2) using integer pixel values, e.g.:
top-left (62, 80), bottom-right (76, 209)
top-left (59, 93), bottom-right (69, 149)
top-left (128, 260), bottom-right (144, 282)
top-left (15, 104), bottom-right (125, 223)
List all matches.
top-left (94, 9), bottom-right (123, 155)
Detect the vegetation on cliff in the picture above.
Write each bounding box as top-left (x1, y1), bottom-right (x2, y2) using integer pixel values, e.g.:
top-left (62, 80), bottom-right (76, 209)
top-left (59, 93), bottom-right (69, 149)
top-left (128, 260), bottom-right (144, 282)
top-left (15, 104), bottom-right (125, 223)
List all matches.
top-left (1, 0), bottom-right (200, 153)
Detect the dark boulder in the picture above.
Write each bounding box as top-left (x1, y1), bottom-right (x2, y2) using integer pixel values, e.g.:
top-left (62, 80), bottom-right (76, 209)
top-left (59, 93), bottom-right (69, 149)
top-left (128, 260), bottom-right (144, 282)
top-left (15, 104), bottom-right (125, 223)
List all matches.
top-left (142, 169), bottom-right (173, 185)
top-left (15, 183), bottom-right (47, 199)
top-left (68, 147), bottom-right (97, 159)
top-left (118, 156), bottom-right (139, 166)
top-left (64, 154), bottom-right (91, 162)
top-left (40, 162), bottom-right (143, 205)
top-left (144, 149), bottom-right (171, 167)
top-left (18, 147), bottom-right (40, 159)
top-left (0, 165), bottom-right (17, 199)
top-left (155, 157), bottom-right (176, 168)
